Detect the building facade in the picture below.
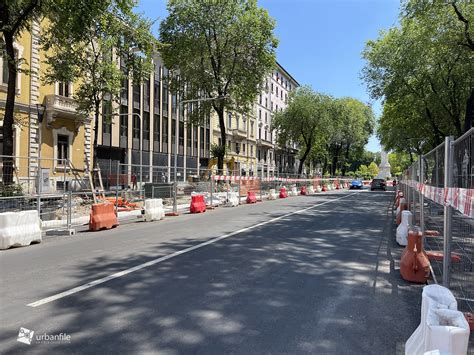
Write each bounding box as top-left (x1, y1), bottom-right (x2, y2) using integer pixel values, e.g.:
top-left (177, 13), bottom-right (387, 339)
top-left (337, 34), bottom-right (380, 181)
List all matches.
top-left (212, 62), bottom-right (299, 177)
top-left (0, 21), bottom-right (91, 193)
top-left (94, 54), bottom-right (211, 186)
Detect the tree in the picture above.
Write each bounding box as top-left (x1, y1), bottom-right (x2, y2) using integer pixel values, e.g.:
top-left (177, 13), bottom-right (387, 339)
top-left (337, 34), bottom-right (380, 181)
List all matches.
top-left (0, 0), bottom-right (45, 183)
top-left (272, 86), bottom-right (332, 175)
top-left (362, 1), bottom-right (474, 156)
top-left (368, 161), bottom-right (379, 178)
top-left (325, 98), bottom-right (374, 176)
top-left (159, 0), bottom-right (278, 172)
top-left (42, 0), bottom-right (157, 172)
top-left (388, 152), bottom-right (412, 176)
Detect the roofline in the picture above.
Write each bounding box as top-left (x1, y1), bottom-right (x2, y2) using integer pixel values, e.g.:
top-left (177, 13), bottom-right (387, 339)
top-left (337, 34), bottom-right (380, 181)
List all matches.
top-left (276, 61), bottom-right (300, 87)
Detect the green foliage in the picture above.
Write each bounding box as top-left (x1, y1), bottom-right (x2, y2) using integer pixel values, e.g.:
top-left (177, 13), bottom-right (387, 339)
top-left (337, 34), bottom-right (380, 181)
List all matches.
top-left (273, 86), bottom-right (333, 174)
top-left (0, 183), bottom-right (23, 197)
top-left (42, 0), bottom-right (158, 119)
top-left (368, 161), bottom-right (379, 178)
top-left (388, 152), bottom-right (412, 176)
top-left (362, 1), bottom-right (474, 156)
top-left (210, 143), bottom-right (226, 159)
top-left (159, 0), bottom-right (278, 170)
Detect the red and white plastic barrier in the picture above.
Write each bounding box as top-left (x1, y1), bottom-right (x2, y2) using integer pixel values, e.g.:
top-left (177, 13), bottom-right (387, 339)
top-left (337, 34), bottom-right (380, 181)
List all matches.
top-left (401, 179), bottom-right (474, 218)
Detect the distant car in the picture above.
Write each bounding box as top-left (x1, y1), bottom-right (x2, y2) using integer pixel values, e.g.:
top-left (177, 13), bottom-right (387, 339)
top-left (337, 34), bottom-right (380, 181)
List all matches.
top-left (350, 179), bottom-right (363, 189)
top-left (371, 178), bottom-right (386, 191)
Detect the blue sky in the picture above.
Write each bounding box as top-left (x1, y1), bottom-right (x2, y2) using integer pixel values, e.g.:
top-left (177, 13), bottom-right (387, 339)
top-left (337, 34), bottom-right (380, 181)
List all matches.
top-left (137, 0), bottom-right (401, 152)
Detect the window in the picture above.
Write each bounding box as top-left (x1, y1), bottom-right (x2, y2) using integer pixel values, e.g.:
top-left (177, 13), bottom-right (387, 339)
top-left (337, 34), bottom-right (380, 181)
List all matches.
top-left (120, 105), bottom-right (128, 137)
top-left (251, 145), bottom-right (254, 157)
top-left (228, 113), bottom-right (232, 129)
top-left (265, 129), bottom-right (267, 141)
top-left (179, 121), bottom-right (184, 146)
top-left (102, 100), bottom-right (112, 136)
top-left (153, 114), bottom-right (160, 150)
top-left (58, 82), bottom-right (71, 97)
top-left (243, 143), bottom-right (246, 153)
top-left (57, 135), bottom-right (69, 164)
top-left (276, 104), bottom-right (278, 112)
top-left (171, 93), bottom-right (177, 117)
top-left (271, 83), bottom-right (273, 93)
top-left (259, 109), bottom-right (261, 121)
top-left (259, 95), bottom-right (262, 105)
top-left (200, 127), bottom-right (205, 149)
top-left (250, 121), bottom-right (254, 137)
top-left (143, 112), bottom-right (150, 145)
top-left (133, 110), bottom-right (140, 139)
top-left (265, 112), bottom-right (267, 123)
top-left (259, 126), bottom-right (262, 139)
top-left (265, 98), bottom-right (268, 108)
top-left (153, 79), bottom-right (160, 111)
top-left (187, 125), bottom-right (192, 152)
top-left (281, 90), bottom-right (283, 100)
top-left (276, 86), bottom-right (278, 96)
top-left (162, 117), bottom-right (168, 144)
top-left (236, 115), bottom-right (240, 130)
top-left (171, 119), bottom-right (176, 143)
top-left (162, 84), bottom-right (169, 116)
top-left (206, 128), bottom-right (210, 151)
top-left (0, 43), bottom-right (22, 94)
top-left (121, 78), bottom-right (128, 104)
top-left (143, 79), bottom-right (151, 112)
top-left (133, 84), bottom-right (140, 109)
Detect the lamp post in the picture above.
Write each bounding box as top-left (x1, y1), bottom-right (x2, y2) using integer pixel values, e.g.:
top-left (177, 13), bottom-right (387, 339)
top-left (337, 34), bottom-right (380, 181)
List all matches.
top-left (35, 103), bottom-right (46, 194)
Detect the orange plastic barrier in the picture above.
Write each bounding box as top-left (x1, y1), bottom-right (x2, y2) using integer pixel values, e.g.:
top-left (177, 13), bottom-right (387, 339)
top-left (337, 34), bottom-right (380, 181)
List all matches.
top-left (246, 191), bottom-right (257, 204)
top-left (395, 191), bottom-right (403, 208)
top-left (300, 186), bottom-right (307, 195)
top-left (426, 251), bottom-right (461, 263)
top-left (400, 229), bottom-right (431, 283)
top-left (190, 195), bottom-right (206, 213)
top-left (89, 203), bottom-right (119, 231)
top-left (279, 187), bottom-right (288, 198)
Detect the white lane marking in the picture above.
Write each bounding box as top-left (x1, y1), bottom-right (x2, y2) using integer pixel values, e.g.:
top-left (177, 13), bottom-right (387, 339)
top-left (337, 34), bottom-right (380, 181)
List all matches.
top-left (28, 192), bottom-right (359, 307)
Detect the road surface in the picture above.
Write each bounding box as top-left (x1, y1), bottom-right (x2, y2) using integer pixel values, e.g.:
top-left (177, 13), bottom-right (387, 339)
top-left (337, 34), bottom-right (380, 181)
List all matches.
top-left (0, 189), bottom-right (422, 354)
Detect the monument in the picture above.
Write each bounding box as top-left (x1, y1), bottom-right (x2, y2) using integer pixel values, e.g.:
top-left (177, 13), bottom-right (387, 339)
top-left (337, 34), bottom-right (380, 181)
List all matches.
top-left (376, 147), bottom-right (391, 179)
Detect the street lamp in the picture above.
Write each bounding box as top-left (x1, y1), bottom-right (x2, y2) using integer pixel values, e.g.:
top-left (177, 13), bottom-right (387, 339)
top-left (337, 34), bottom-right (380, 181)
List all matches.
top-left (35, 103), bottom-right (46, 194)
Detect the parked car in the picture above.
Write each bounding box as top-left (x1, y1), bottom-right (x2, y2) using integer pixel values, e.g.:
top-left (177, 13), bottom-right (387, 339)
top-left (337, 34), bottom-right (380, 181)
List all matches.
top-left (350, 179), bottom-right (363, 189)
top-left (370, 178), bottom-right (386, 191)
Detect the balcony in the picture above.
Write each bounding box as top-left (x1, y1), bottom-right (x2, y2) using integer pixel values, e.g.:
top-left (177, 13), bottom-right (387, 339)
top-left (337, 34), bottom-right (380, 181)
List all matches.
top-left (44, 95), bottom-right (84, 126)
top-left (257, 139), bottom-right (273, 149)
top-left (232, 128), bottom-right (247, 140)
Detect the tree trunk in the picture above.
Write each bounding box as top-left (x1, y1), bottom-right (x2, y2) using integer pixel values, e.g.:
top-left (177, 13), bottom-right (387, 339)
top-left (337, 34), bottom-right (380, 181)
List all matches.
top-left (2, 31), bottom-right (17, 185)
top-left (216, 106), bottom-right (226, 175)
top-left (464, 88), bottom-right (474, 133)
top-left (298, 140), bottom-right (312, 176)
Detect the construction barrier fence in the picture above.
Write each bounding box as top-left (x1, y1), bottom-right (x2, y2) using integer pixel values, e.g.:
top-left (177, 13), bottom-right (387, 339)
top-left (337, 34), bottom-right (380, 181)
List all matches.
top-left (400, 127), bottom-right (473, 319)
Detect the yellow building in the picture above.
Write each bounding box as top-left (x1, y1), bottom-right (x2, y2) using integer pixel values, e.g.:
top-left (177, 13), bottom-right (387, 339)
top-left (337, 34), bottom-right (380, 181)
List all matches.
top-left (211, 108), bottom-right (258, 176)
top-left (0, 21), bottom-right (91, 193)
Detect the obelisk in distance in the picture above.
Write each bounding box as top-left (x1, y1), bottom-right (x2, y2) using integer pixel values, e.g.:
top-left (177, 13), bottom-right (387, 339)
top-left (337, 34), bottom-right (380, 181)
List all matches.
top-left (376, 147), bottom-right (391, 179)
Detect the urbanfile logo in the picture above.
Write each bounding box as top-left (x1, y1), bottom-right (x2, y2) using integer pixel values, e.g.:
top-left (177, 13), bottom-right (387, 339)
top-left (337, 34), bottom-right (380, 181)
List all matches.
top-left (17, 327), bottom-right (34, 345)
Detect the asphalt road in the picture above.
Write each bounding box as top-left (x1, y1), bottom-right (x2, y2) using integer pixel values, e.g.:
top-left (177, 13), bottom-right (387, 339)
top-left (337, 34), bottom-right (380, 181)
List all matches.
top-left (0, 189), bottom-right (423, 354)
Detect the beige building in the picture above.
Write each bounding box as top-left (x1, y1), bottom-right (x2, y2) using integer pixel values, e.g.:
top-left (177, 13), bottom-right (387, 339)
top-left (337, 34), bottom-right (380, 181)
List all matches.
top-left (212, 62), bottom-right (299, 177)
top-left (211, 109), bottom-right (258, 175)
top-left (0, 21), bottom-right (91, 193)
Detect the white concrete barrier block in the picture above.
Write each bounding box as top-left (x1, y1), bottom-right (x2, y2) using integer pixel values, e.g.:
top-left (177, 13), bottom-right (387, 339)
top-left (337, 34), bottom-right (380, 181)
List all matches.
top-left (290, 186), bottom-right (298, 196)
top-left (396, 210), bottom-right (412, 246)
top-left (226, 192), bottom-right (239, 207)
top-left (143, 198), bottom-right (165, 222)
top-left (268, 189), bottom-right (278, 200)
top-left (307, 186), bottom-right (315, 195)
top-left (316, 186), bottom-right (322, 193)
top-left (405, 285), bottom-right (468, 355)
top-left (0, 210), bottom-right (42, 249)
